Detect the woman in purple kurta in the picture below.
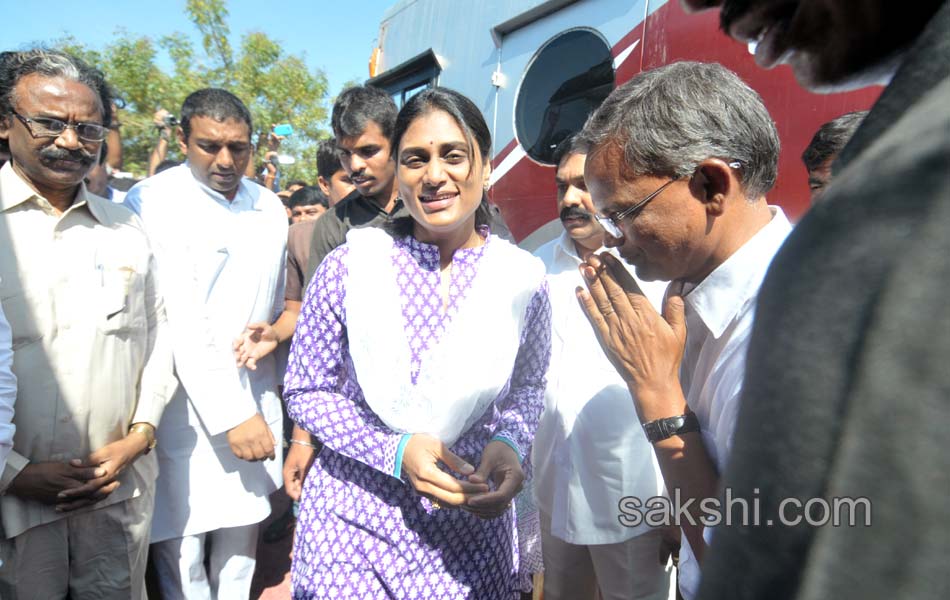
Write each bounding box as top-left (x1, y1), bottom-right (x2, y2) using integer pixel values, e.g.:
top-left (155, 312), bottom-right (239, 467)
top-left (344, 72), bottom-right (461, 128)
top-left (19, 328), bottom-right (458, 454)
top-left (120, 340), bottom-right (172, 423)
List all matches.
top-left (283, 88), bottom-right (551, 599)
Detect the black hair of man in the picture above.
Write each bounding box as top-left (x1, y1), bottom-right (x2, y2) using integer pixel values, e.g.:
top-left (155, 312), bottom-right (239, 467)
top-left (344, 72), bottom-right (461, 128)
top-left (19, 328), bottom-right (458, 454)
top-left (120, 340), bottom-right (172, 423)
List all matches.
top-left (801, 111), bottom-right (869, 172)
top-left (316, 138), bottom-right (344, 179)
top-left (551, 134), bottom-right (585, 167)
top-left (331, 85), bottom-right (397, 140)
top-left (179, 88), bottom-right (252, 143)
top-left (0, 49), bottom-right (113, 153)
top-left (285, 179), bottom-right (309, 191)
top-left (287, 185), bottom-right (329, 210)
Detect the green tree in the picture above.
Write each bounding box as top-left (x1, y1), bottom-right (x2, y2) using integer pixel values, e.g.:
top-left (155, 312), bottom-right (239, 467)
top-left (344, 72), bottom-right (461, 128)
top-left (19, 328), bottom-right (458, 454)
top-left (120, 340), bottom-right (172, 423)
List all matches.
top-left (55, 0), bottom-right (331, 183)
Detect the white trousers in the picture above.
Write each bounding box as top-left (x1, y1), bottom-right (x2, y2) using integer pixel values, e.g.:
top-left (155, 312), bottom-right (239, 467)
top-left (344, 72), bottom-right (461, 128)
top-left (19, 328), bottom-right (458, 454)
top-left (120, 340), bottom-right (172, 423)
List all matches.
top-left (541, 513), bottom-right (674, 600)
top-left (151, 524), bottom-right (258, 600)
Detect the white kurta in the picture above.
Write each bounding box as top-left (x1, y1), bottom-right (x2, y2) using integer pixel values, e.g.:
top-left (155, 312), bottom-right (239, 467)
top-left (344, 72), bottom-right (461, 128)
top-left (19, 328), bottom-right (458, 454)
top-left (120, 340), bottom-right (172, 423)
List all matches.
top-left (125, 166), bottom-right (287, 542)
top-left (532, 231), bottom-right (668, 545)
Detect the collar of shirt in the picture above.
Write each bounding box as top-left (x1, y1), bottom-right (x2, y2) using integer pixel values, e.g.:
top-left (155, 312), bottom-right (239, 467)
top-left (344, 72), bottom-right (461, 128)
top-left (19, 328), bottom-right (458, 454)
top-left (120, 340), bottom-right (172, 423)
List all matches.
top-left (0, 161), bottom-right (112, 224)
top-left (552, 229), bottom-right (603, 266)
top-left (346, 189), bottom-right (405, 217)
top-left (183, 161), bottom-right (261, 212)
top-left (678, 206), bottom-right (792, 339)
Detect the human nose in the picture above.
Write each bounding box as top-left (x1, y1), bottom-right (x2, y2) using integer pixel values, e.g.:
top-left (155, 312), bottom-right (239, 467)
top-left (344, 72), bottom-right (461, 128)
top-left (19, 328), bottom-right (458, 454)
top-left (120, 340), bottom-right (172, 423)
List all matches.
top-left (53, 126), bottom-right (83, 150)
top-left (422, 159), bottom-right (446, 186)
top-left (603, 229), bottom-right (624, 248)
top-left (348, 153), bottom-right (367, 173)
top-left (561, 184), bottom-right (584, 207)
top-left (215, 147), bottom-right (235, 170)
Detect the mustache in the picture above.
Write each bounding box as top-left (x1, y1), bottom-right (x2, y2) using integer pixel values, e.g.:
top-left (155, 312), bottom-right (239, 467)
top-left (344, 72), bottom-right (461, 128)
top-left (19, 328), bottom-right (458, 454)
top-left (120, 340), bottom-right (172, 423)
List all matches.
top-left (40, 146), bottom-right (97, 165)
top-left (560, 205), bottom-right (593, 222)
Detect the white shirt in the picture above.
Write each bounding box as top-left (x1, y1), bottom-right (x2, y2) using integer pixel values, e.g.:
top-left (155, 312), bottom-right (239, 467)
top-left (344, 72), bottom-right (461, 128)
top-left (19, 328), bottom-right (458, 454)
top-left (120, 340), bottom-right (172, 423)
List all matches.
top-left (532, 231), bottom-right (668, 544)
top-left (0, 289), bottom-right (14, 475)
top-left (676, 207), bottom-right (792, 599)
top-left (124, 164), bottom-right (287, 541)
top-left (0, 163), bottom-right (175, 538)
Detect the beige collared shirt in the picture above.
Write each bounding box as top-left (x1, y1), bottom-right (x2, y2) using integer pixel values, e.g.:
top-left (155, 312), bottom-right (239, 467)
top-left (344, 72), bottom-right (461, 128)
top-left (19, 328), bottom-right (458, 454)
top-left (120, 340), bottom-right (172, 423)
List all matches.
top-left (0, 162), bottom-right (175, 539)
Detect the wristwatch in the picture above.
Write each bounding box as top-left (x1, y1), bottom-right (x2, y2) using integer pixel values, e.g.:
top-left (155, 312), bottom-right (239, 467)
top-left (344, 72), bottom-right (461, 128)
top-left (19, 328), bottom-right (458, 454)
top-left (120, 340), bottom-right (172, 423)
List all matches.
top-left (642, 413), bottom-right (700, 444)
top-left (129, 423), bottom-right (157, 454)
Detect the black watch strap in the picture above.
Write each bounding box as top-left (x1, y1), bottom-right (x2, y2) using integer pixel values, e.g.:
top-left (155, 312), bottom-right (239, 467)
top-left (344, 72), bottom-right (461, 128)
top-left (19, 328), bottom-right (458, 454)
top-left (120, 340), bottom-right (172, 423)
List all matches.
top-left (642, 413), bottom-right (700, 443)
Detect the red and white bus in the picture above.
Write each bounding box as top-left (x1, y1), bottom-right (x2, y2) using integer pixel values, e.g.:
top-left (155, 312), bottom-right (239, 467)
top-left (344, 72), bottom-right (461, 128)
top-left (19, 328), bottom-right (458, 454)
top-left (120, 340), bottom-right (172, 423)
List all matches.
top-left (368, 0), bottom-right (880, 248)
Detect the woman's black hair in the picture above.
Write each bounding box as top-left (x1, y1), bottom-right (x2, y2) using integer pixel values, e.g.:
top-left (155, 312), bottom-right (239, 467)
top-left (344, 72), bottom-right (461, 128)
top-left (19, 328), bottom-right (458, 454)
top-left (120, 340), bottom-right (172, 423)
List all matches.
top-left (386, 87), bottom-right (493, 238)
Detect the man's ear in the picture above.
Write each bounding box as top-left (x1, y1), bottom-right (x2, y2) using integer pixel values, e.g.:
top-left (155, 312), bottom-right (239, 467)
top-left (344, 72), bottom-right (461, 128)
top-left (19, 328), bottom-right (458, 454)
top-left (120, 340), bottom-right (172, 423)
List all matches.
top-left (482, 161), bottom-right (492, 189)
top-left (0, 114), bottom-right (10, 142)
top-left (177, 127), bottom-right (188, 155)
top-left (317, 175), bottom-right (330, 196)
top-left (694, 159), bottom-right (735, 216)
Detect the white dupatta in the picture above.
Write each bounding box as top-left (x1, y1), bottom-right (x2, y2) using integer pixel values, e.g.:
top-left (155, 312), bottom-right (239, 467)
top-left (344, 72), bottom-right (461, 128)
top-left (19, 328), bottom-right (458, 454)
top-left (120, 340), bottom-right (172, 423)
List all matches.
top-left (345, 228), bottom-right (545, 446)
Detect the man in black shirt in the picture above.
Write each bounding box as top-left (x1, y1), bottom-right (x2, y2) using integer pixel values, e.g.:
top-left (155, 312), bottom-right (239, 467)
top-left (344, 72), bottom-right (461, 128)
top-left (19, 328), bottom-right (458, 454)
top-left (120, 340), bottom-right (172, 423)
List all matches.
top-left (306, 86), bottom-right (405, 282)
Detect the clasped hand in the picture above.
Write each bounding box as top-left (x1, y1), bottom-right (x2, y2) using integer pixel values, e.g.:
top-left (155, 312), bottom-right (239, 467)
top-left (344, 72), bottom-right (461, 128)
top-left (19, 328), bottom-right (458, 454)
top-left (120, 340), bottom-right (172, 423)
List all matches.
top-left (401, 434), bottom-right (523, 519)
top-left (9, 434), bottom-right (149, 512)
top-left (576, 252), bottom-right (689, 421)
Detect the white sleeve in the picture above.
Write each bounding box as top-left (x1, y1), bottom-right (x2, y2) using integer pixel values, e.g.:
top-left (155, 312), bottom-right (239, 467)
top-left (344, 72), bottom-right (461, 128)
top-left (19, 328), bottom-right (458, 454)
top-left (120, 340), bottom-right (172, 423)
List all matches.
top-left (0, 291), bottom-right (17, 474)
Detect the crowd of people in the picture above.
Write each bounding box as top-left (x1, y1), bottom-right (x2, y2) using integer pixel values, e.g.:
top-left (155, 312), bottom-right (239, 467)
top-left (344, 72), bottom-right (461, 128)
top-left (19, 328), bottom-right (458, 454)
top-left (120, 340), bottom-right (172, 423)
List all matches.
top-left (0, 0), bottom-right (947, 599)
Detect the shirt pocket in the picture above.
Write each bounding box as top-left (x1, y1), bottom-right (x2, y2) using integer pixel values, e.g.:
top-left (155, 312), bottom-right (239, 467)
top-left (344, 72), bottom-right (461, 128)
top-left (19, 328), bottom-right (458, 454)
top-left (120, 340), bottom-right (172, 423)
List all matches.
top-left (97, 266), bottom-right (147, 335)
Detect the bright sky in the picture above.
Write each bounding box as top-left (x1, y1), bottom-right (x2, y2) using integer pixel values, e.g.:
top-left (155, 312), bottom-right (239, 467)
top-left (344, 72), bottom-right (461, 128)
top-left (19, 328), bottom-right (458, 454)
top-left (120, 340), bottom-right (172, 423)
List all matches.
top-left (0, 0), bottom-right (395, 108)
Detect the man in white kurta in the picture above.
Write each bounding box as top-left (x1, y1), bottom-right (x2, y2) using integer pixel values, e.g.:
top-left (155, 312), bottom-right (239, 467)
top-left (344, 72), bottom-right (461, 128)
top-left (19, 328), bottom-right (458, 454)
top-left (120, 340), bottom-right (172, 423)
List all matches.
top-left (533, 144), bottom-right (673, 600)
top-left (124, 88), bottom-right (287, 599)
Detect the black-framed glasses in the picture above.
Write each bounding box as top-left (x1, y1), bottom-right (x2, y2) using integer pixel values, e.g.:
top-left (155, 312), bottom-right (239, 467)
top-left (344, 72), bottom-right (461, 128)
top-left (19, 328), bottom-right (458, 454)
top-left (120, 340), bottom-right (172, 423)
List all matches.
top-left (594, 161), bottom-right (742, 239)
top-left (594, 178), bottom-right (681, 239)
top-left (10, 110), bottom-right (108, 143)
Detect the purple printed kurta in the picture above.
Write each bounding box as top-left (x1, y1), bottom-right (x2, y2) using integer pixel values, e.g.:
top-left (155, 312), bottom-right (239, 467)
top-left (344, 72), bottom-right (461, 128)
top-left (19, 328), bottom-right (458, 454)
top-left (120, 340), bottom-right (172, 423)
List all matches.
top-left (284, 233), bottom-right (551, 599)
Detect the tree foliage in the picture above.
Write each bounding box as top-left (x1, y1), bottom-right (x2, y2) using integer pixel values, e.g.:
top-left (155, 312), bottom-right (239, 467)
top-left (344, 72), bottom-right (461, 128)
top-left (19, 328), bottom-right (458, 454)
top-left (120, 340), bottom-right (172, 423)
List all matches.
top-left (55, 0), bottom-right (330, 182)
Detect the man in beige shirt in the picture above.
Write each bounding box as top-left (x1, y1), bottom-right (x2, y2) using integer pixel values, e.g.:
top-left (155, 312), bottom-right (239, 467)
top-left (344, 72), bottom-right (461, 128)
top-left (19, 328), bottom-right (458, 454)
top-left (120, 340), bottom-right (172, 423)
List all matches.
top-left (0, 49), bottom-right (174, 598)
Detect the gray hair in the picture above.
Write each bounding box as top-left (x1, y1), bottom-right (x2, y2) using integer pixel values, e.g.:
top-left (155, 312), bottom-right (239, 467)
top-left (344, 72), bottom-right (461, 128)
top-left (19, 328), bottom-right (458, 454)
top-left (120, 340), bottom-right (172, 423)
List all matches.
top-left (577, 61), bottom-right (779, 199)
top-left (0, 49), bottom-right (113, 144)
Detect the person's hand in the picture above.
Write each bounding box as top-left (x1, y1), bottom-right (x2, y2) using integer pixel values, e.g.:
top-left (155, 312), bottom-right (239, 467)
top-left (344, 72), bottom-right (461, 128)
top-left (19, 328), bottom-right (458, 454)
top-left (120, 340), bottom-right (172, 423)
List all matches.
top-left (6, 461), bottom-right (106, 508)
top-left (264, 151), bottom-right (279, 175)
top-left (401, 434), bottom-right (489, 507)
top-left (233, 322), bottom-right (279, 370)
top-left (465, 440), bottom-right (524, 519)
top-left (153, 108), bottom-right (171, 128)
top-left (576, 252), bottom-right (688, 421)
top-left (283, 433), bottom-right (317, 501)
top-left (227, 414), bottom-right (276, 461)
top-left (267, 127), bottom-right (283, 151)
top-left (54, 433), bottom-right (150, 511)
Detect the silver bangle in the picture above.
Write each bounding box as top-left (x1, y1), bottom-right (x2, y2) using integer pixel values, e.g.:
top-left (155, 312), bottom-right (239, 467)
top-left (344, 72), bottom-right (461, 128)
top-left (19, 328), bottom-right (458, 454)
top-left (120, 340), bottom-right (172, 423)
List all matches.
top-left (289, 439), bottom-right (318, 449)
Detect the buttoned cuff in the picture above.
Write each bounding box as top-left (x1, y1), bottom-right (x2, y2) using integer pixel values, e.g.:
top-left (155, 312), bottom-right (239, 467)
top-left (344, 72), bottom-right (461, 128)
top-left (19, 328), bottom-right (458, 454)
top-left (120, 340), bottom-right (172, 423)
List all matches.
top-left (0, 451), bottom-right (29, 494)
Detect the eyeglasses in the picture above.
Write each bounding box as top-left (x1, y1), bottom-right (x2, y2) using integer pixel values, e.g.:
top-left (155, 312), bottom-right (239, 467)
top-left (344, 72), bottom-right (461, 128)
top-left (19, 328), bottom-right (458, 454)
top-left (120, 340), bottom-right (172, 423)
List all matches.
top-left (594, 178), bottom-right (681, 239)
top-left (10, 110), bottom-right (108, 143)
top-left (594, 161), bottom-right (742, 240)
